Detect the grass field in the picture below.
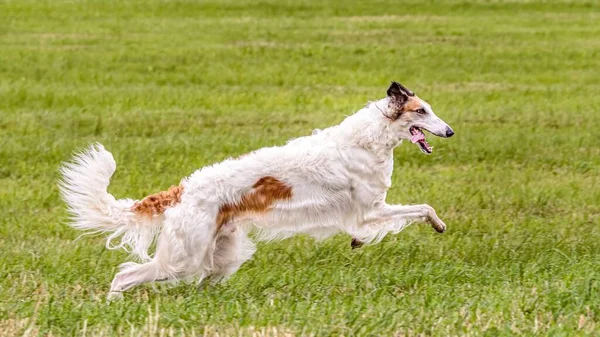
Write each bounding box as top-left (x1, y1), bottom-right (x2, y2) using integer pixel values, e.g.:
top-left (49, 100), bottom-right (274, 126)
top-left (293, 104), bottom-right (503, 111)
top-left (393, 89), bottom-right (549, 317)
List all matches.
top-left (1, 0), bottom-right (600, 335)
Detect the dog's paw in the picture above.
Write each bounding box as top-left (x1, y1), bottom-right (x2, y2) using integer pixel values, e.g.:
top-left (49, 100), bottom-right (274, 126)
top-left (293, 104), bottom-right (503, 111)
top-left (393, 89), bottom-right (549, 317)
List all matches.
top-left (107, 291), bottom-right (124, 302)
top-left (431, 219), bottom-right (446, 233)
top-left (423, 205), bottom-right (446, 233)
top-left (351, 238), bottom-right (364, 249)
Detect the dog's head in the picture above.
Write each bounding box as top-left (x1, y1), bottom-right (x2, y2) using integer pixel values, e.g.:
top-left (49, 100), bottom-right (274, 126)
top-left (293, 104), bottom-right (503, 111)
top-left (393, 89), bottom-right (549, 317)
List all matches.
top-left (382, 81), bottom-right (454, 154)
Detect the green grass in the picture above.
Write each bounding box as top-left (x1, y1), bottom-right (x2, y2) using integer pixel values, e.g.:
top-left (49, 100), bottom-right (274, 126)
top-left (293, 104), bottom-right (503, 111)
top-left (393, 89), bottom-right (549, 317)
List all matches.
top-left (1, 0), bottom-right (600, 335)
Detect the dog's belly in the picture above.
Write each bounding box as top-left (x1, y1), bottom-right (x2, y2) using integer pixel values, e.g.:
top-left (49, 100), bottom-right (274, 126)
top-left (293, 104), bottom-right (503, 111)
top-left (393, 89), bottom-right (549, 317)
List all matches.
top-left (234, 188), bottom-right (365, 241)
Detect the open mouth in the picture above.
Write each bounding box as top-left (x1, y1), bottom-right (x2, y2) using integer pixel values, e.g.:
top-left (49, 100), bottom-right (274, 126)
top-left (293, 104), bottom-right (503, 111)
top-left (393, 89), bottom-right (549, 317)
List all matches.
top-left (409, 126), bottom-right (433, 154)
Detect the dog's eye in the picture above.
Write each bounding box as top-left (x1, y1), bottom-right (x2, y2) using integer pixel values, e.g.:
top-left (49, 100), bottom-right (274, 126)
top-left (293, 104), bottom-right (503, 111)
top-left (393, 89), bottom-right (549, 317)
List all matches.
top-left (416, 108), bottom-right (427, 115)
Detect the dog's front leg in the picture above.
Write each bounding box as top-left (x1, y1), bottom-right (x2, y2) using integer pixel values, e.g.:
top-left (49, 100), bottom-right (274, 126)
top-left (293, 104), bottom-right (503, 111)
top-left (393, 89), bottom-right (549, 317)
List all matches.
top-left (351, 204), bottom-right (446, 248)
top-left (365, 203), bottom-right (446, 233)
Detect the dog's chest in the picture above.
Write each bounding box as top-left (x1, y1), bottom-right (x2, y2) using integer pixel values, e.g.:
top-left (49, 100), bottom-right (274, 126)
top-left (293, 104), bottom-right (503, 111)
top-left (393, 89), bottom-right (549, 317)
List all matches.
top-left (340, 147), bottom-right (394, 203)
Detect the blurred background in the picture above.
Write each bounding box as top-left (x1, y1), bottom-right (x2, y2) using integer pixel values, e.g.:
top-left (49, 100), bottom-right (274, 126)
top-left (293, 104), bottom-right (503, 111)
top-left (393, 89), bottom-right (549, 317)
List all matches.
top-left (1, 0), bottom-right (599, 335)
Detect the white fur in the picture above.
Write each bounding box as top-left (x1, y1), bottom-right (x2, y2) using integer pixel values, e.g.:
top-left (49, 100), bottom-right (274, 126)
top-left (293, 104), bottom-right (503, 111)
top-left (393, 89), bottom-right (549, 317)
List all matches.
top-left (59, 94), bottom-right (452, 299)
top-left (58, 144), bottom-right (161, 262)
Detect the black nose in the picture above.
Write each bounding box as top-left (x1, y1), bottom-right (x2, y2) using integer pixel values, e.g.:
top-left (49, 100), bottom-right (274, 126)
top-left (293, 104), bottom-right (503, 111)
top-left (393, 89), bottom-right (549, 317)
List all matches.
top-left (445, 127), bottom-right (454, 138)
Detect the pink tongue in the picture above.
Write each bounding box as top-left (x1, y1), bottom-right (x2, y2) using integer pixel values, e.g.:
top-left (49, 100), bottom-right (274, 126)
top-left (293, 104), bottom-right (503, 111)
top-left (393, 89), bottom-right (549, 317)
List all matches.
top-left (410, 133), bottom-right (425, 144)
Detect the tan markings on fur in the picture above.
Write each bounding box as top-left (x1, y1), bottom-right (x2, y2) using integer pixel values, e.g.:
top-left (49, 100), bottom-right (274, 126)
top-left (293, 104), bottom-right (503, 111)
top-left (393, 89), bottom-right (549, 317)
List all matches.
top-left (132, 185), bottom-right (184, 216)
top-left (402, 96), bottom-right (423, 112)
top-left (217, 176), bottom-right (293, 228)
top-left (388, 94), bottom-right (423, 120)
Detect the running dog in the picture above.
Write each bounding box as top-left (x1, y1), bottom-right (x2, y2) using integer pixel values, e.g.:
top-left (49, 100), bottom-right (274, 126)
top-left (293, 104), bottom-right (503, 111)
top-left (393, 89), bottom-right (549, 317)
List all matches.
top-left (59, 82), bottom-right (454, 299)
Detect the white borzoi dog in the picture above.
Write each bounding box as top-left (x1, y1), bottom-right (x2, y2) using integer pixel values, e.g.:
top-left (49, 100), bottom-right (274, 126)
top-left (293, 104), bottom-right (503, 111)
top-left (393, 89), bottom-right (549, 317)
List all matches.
top-left (59, 82), bottom-right (454, 299)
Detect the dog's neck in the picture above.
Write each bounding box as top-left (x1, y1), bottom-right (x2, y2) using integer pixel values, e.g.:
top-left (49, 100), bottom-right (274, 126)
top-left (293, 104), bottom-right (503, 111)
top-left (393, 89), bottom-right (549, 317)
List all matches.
top-left (321, 98), bottom-right (402, 159)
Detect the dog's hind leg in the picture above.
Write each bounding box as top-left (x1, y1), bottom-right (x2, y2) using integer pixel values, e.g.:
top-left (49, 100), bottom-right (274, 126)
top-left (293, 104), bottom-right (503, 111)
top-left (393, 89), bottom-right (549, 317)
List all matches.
top-left (107, 261), bottom-right (169, 300)
top-left (207, 231), bottom-right (256, 284)
top-left (108, 203), bottom-right (220, 299)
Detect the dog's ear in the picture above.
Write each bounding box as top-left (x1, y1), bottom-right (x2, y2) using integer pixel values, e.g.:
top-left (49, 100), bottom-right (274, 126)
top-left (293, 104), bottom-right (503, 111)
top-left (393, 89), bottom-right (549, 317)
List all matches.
top-left (387, 81), bottom-right (415, 100)
top-left (385, 82), bottom-right (415, 120)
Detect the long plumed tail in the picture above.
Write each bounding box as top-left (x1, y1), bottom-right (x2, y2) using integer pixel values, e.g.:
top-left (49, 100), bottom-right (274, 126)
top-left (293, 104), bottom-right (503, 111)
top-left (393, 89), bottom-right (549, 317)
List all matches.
top-left (58, 143), bottom-right (160, 261)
